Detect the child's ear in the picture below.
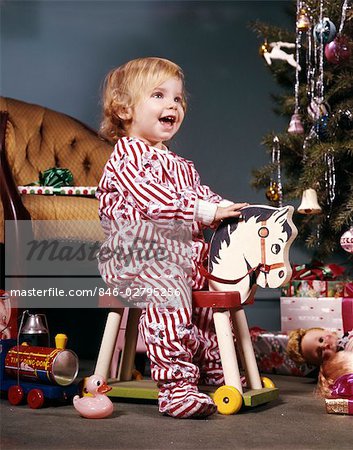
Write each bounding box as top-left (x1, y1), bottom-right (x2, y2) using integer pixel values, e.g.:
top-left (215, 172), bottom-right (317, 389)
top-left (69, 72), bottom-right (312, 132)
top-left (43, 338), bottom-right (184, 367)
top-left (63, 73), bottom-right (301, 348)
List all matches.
top-left (117, 106), bottom-right (132, 121)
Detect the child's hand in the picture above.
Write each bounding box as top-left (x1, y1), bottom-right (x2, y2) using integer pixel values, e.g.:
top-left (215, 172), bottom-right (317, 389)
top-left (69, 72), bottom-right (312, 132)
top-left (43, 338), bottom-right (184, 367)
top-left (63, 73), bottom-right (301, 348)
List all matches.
top-left (213, 202), bottom-right (249, 226)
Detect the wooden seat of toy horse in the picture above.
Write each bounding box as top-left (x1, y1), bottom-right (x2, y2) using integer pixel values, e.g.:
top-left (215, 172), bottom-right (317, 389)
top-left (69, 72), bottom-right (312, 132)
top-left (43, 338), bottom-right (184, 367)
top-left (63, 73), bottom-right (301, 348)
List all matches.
top-left (192, 291), bottom-right (242, 309)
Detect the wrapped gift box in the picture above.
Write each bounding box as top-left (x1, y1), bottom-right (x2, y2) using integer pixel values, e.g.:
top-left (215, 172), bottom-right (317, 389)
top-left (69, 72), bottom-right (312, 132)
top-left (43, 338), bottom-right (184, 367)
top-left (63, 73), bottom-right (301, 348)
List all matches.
top-left (250, 328), bottom-right (316, 376)
top-left (325, 398), bottom-right (353, 415)
top-left (280, 297), bottom-right (344, 333)
top-left (281, 280), bottom-right (352, 298)
top-left (18, 186), bottom-right (97, 196)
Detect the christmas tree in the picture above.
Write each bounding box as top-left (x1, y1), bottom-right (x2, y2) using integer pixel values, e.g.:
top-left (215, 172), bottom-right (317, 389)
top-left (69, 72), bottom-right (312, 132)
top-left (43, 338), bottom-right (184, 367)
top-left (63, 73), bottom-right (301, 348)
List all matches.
top-left (251, 0), bottom-right (353, 261)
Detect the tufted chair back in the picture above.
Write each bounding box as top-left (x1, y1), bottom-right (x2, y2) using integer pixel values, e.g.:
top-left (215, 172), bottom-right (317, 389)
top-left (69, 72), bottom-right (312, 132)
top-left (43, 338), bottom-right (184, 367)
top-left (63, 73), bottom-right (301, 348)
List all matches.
top-left (1, 97), bottom-right (112, 186)
top-left (0, 97), bottom-right (114, 243)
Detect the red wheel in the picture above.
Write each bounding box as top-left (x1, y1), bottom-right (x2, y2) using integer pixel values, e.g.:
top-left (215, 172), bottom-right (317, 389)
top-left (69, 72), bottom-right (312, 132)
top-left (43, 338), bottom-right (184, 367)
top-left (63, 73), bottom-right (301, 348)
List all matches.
top-left (8, 385), bottom-right (25, 406)
top-left (27, 389), bottom-right (45, 409)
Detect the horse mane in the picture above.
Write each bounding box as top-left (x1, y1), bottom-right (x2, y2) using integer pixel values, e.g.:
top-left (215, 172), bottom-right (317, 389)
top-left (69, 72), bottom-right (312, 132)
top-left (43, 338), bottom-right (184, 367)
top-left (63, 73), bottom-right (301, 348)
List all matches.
top-left (209, 206), bottom-right (293, 272)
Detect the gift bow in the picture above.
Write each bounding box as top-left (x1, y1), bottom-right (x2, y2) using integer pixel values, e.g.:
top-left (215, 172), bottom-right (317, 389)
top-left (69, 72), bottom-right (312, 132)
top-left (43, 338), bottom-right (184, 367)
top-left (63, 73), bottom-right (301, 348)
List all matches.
top-left (291, 261), bottom-right (345, 281)
top-left (26, 168), bottom-right (74, 188)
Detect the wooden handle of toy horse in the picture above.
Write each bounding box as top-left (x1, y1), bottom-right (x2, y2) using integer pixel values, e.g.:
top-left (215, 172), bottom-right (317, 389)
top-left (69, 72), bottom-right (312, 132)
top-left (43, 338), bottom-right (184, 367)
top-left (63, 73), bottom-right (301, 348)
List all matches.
top-left (95, 309), bottom-right (124, 379)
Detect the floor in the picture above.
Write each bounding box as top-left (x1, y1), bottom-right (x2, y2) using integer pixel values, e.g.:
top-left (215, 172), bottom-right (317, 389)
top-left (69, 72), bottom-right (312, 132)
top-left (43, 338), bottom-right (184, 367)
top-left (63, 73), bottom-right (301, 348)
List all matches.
top-left (1, 371), bottom-right (352, 450)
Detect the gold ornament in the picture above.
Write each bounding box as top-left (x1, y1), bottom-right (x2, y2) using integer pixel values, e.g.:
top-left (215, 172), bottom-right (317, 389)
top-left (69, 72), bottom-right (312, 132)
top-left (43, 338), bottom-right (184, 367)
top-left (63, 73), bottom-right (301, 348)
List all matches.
top-left (259, 41), bottom-right (270, 56)
top-left (297, 8), bottom-right (311, 32)
top-left (266, 181), bottom-right (280, 203)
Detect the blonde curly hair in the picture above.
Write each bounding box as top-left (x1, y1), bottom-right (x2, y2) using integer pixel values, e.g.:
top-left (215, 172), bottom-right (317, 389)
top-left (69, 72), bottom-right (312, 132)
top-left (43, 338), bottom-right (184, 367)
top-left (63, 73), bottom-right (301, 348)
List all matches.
top-left (317, 351), bottom-right (353, 398)
top-left (286, 327), bottom-right (325, 365)
top-left (100, 57), bottom-right (187, 143)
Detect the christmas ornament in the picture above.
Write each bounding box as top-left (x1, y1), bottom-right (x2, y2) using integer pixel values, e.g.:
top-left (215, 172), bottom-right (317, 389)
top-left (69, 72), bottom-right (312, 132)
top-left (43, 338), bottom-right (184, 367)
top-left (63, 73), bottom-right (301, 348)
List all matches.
top-left (313, 18), bottom-right (337, 44)
top-left (325, 35), bottom-right (351, 64)
top-left (297, 188), bottom-right (322, 214)
top-left (338, 108), bottom-right (353, 130)
top-left (288, 113), bottom-right (304, 134)
top-left (288, 1), bottom-right (304, 135)
top-left (324, 150), bottom-right (336, 212)
top-left (261, 41), bottom-right (301, 71)
top-left (266, 181), bottom-right (280, 203)
top-left (297, 7), bottom-right (311, 31)
top-left (314, 114), bottom-right (330, 141)
top-left (259, 41), bottom-right (270, 56)
top-left (307, 98), bottom-right (330, 121)
top-left (340, 228), bottom-right (353, 253)
top-left (268, 136), bottom-right (283, 207)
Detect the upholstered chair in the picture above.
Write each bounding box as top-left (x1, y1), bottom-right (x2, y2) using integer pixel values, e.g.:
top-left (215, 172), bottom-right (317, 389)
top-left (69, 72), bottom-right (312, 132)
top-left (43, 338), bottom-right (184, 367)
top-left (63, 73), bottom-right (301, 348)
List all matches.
top-left (0, 97), bottom-right (113, 244)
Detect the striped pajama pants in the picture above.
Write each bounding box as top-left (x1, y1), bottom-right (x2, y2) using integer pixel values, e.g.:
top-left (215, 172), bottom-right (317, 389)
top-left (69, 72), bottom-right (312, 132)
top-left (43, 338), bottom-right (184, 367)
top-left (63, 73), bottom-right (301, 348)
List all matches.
top-left (139, 304), bottom-right (223, 418)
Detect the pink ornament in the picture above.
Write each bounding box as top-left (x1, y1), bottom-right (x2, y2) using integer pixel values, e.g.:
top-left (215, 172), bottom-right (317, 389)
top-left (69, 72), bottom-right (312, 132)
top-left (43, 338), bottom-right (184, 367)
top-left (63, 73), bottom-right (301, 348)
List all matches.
top-left (325, 36), bottom-right (351, 65)
top-left (288, 113), bottom-right (304, 134)
top-left (340, 228), bottom-right (353, 253)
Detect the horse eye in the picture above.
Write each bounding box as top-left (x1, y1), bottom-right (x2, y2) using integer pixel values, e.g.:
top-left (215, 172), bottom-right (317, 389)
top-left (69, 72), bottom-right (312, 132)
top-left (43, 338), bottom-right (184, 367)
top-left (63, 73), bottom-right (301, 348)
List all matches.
top-left (271, 244), bottom-right (281, 254)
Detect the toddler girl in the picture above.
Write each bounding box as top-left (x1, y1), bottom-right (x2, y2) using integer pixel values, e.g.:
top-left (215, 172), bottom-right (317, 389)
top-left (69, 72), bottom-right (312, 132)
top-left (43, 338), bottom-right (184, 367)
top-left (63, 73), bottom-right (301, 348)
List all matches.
top-left (96, 57), bottom-right (246, 418)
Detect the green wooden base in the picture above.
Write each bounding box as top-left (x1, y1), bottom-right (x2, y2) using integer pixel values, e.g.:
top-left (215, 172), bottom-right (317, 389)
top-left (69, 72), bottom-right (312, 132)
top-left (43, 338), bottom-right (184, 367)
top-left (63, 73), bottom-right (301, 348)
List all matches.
top-left (107, 380), bottom-right (159, 400)
top-left (107, 379), bottom-right (279, 409)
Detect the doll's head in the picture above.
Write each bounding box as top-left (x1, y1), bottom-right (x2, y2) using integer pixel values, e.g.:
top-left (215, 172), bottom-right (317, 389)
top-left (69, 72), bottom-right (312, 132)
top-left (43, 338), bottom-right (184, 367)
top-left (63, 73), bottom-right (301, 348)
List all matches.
top-left (287, 327), bottom-right (338, 366)
top-left (317, 351), bottom-right (353, 398)
top-left (100, 57), bottom-right (187, 143)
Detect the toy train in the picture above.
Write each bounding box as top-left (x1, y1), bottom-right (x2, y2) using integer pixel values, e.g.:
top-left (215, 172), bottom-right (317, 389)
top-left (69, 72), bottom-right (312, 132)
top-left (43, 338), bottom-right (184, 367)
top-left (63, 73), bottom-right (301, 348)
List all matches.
top-left (0, 339), bottom-right (79, 408)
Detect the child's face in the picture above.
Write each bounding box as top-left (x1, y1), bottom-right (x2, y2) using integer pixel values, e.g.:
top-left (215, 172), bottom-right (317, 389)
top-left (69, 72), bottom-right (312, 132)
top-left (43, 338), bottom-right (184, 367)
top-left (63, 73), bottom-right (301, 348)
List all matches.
top-left (127, 76), bottom-right (185, 149)
top-left (301, 329), bottom-right (338, 366)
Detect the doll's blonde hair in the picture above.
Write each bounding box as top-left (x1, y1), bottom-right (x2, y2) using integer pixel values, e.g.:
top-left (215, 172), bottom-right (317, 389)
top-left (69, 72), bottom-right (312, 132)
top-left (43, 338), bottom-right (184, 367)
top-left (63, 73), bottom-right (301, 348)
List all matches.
top-left (316, 351), bottom-right (353, 398)
top-left (100, 57), bottom-right (187, 142)
top-left (286, 327), bottom-right (325, 365)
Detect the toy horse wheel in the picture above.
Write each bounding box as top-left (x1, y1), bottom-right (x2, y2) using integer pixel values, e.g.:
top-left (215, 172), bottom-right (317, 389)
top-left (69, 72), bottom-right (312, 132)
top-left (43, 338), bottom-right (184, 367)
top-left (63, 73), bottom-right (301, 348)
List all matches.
top-left (27, 388), bottom-right (45, 409)
top-left (8, 385), bottom-right (25, 406)
top-left (214, 385), bottom-right (243, 415)
top-left (261, 377), bottom-right (276, 389)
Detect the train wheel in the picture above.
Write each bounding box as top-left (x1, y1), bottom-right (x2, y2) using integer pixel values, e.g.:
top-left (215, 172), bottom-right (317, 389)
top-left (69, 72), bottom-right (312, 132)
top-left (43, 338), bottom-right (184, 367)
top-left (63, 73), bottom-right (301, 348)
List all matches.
top-left (27, 389), bottom-right (45, 409)
top-left (261, 377), bottom-right (276, 389)
top-left (8, 385), bottom-right (25, 406)
top-left (213, 385), bottom-right (243, 415)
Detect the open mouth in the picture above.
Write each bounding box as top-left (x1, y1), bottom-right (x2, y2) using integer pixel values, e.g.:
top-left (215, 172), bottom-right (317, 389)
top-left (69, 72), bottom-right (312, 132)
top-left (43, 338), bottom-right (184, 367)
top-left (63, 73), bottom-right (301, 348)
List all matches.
top-left (159, 116), bottom-right (176, 125)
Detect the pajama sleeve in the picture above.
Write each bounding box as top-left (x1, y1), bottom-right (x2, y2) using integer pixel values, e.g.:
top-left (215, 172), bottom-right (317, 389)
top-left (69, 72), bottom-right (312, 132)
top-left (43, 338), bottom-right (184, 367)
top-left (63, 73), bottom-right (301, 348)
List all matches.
top-left (190, 162), bottom-right (233, 225)
top-left (101, 139), bottom-right (197, 222)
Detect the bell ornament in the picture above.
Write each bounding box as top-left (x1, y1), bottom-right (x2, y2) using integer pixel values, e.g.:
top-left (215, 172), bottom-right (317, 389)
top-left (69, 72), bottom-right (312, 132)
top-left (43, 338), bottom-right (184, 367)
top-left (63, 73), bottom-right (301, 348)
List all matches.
top-left (297, 188), bottom-right (322, 214)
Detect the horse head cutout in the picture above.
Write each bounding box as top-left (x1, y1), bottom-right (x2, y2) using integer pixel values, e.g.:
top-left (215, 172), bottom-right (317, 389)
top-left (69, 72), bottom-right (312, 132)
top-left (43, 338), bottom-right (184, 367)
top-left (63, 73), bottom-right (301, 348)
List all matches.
top-left (207, 205), bottom-right (297, 303)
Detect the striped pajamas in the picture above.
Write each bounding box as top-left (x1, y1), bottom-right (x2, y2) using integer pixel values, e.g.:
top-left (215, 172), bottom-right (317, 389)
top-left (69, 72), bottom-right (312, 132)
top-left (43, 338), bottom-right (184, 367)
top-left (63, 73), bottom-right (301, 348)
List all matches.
top-left (97, 137), bottom-right (224, 417)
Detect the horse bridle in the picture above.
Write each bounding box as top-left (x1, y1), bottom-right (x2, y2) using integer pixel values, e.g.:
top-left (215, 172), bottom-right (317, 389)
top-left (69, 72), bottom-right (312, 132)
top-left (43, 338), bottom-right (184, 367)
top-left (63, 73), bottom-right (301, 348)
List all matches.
top-left (199, 220), bottom-right (285, 285)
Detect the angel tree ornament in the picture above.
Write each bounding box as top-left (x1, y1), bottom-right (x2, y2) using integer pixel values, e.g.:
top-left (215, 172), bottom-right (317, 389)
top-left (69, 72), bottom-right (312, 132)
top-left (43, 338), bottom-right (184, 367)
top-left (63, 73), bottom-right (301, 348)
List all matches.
top-left (340, 228), bottom-right (353, 253)
top-left (260, 41), bottom-right (301, 71)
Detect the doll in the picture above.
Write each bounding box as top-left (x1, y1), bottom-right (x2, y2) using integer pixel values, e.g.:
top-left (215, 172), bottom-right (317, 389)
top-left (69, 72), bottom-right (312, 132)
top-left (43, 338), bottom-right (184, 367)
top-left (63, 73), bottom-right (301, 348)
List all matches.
top-left (317, 350), bottom-right (353, 401)
top-left (287, 327), bottom-right (353, 366)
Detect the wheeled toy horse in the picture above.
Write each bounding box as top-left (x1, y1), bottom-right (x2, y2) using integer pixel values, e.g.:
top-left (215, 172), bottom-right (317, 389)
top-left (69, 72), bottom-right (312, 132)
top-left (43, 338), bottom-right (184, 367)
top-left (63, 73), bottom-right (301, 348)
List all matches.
top-left (94, 205), bottom-right (297, 414)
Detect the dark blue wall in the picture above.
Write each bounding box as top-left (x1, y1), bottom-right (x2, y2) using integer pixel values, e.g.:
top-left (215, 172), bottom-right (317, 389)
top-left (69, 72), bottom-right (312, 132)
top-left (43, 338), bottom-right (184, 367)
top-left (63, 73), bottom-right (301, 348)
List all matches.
top-left (1, 1), bottom-right (310, 335)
